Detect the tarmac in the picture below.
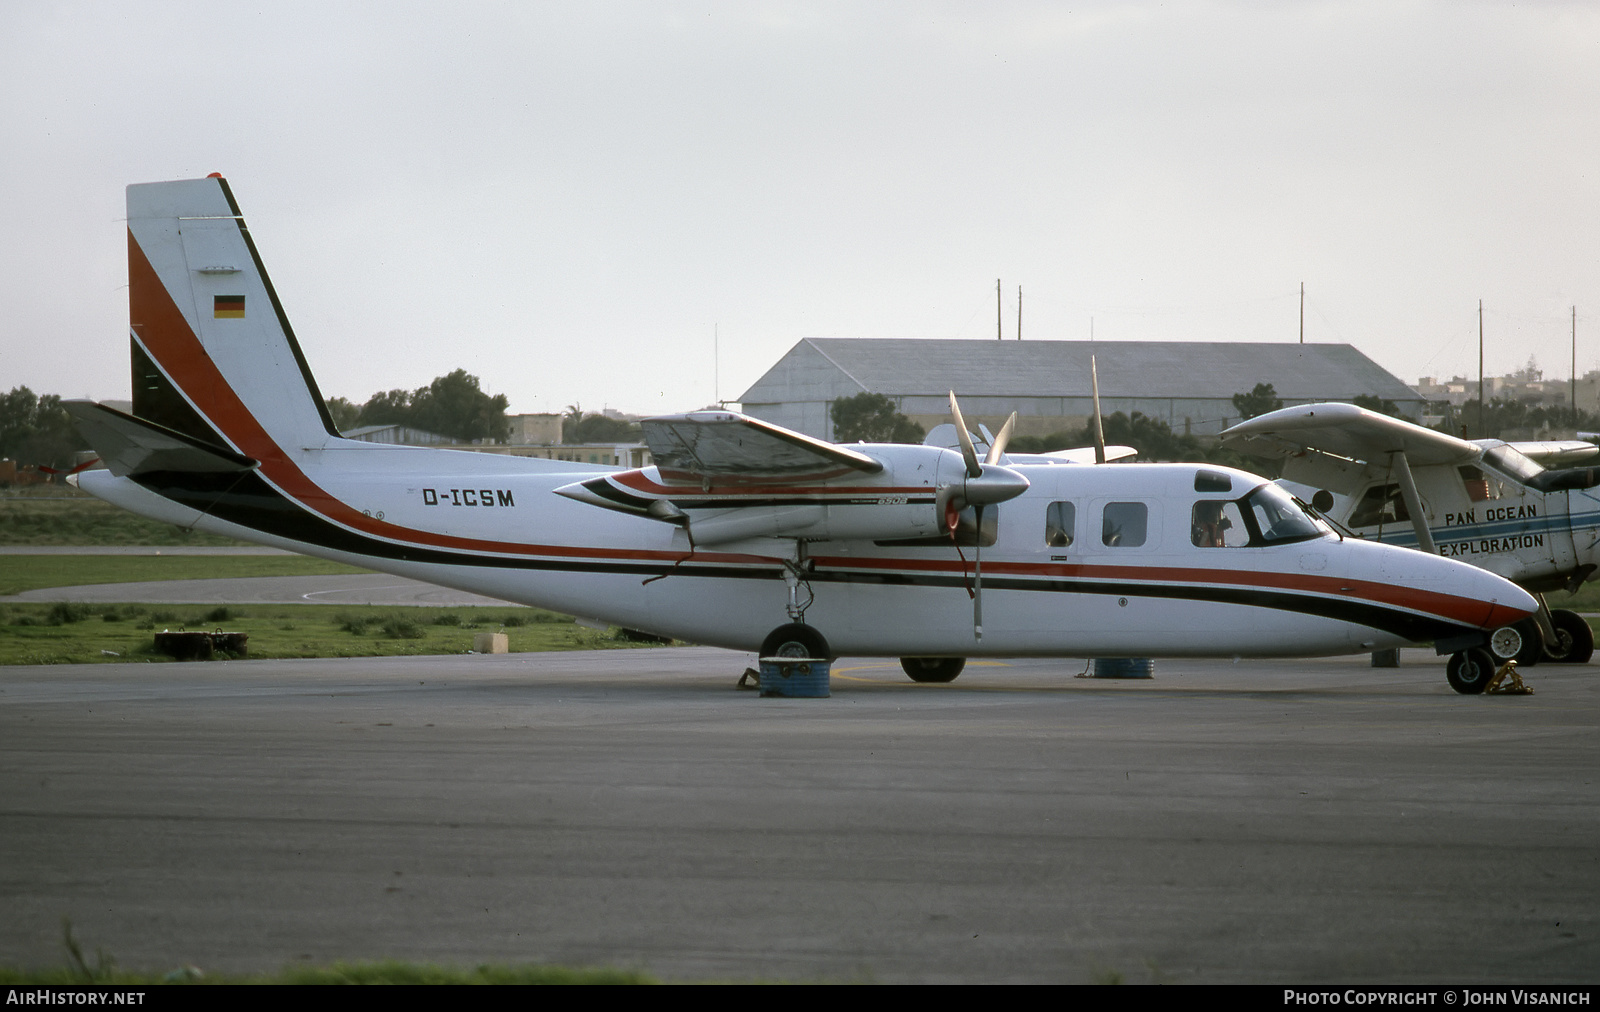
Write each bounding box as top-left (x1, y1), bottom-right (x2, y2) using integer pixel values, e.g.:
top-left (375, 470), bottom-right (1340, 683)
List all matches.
top-left (3, 641), bottom-right (1597, 984)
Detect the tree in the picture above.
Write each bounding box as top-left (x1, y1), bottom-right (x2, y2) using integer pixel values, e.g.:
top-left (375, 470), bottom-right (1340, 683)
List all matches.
top-left (325, 397), bottom-right (361, 432)
top-left (565, 412), bottom-right (638, 444)
top-left (0, 386), bottom-right (85, 472)
top-left (830, 392), bottom-right (925, 443)
top-left (353, 370), bottom-right (509, 443)
top-left (1351, 394), bottom-right (1401, 418)
top-left (1232, 383), bottom-right (1283, 422)
top-left (408, 370), bottom-right (510, 443)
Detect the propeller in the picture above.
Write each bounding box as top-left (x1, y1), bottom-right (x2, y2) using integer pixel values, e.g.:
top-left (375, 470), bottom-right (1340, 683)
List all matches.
top-left (1091, 354), bottom-right (1106, 465)
top-left (944, 393), bottom-right (1028, 641)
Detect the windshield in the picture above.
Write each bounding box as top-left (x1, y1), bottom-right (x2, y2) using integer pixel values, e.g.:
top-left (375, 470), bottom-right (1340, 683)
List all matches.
top-left (1482, 444), bottom-right (1545, 483)
top-left (1241, 483), bottom-right (1326, 546)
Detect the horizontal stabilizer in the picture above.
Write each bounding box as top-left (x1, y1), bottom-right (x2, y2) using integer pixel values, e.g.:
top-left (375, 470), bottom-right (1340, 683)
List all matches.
top-left (64, 400), bottom-right (258, 477)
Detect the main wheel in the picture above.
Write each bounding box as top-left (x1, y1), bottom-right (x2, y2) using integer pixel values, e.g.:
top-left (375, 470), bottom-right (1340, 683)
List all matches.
top-left (759, 623), bottom-right (831, 661)
top-left (1446, 647), bottom-right (1497, 695)
top-left (1545, 609), bottom-right (1595, 664)
top-left (899, 656), bottom-right (966, 683)
top-left (1488, 618), bottom-right (1544, 667)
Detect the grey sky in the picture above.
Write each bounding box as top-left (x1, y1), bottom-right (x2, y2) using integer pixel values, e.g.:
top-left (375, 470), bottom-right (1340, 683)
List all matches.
top-left (3, 1), bottom-right (1596, 418)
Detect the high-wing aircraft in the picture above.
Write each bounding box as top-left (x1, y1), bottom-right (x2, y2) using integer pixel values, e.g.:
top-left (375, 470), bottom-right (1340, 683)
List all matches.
top-left (66, 176), bottom-right (1539, 694)
top-left (1223, 402), bottom-right (1600, 667)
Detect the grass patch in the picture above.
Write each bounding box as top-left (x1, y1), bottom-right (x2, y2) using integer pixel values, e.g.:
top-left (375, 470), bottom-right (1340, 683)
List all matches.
top-left (0, 602), bottom-right (669, 664)
top-left (0, 960), bottom-right (656, 985)
top-left (0, 918), bottom-right (663, 985)
top-left (0, 554), bottom-right (374, 596)
top-left (0, 488), bottom-right (253, 547)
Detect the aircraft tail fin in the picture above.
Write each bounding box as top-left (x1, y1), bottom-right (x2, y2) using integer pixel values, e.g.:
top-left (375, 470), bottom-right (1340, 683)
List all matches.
top-left (125, 175), bottom-right (340, 468)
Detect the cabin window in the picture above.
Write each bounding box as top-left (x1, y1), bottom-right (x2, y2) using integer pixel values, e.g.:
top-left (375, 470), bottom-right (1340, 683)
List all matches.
top-left (1350, 483), bottom-right (1409, 527)
top-left (1191, 500), bottom-right (1249, 547)
top-left (1102, 502), bottom-right (1147, 547)
top-left (1459, 465), bottom-right (1495, 502)
top-left (1194, 470), bottom-right (1233, 493)
top-left (1045, 501), bottom-right (1075, 547)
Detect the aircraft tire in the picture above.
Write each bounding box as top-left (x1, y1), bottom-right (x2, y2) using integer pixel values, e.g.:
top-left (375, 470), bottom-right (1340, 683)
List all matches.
top-left (1488, 619), bottom-right (1544, 667)
top-left (1546, 610), bottom-right (1595, 665)
top-left (759, 623), bottom-right (832, 661)
top-left (1446, 648), bottom-right (1497, 695)
top-left (899, 657), bottom-right (966, 683)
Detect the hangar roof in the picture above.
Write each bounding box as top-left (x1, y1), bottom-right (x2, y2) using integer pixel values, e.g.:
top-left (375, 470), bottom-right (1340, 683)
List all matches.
top-left (739, 339), bottom-right (1420, 404)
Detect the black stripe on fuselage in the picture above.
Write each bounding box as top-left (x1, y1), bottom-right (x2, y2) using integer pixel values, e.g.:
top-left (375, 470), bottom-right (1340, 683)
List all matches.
top-left (132, 469), bottom-right (1474, 643)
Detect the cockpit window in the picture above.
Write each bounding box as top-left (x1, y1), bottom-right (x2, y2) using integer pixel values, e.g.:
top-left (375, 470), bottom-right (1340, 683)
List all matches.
top-left (1191, 500), bottom-right (1250, 547)
top-left (1482, 444), bottom-right (1545, 483)
top-left (1241, 484), bottom-right (1325, 545)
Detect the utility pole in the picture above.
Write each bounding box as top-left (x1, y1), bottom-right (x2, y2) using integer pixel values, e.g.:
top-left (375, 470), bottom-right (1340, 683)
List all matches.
top-left (1299, 282), bottom-right (1304, 344)
top-left (1574, 306), bottom-right (1579, 418)
top-left (996, 279), bottom-right (1002, 341)
top-left (1017, 285), bottom-right (1022, 340)
top-left (1479, 300), bottom-right (1485, 437)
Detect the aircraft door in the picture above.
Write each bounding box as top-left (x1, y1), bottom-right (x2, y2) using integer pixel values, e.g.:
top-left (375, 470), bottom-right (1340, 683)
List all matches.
top-left (1453, 456), bottom-right (1573, 582)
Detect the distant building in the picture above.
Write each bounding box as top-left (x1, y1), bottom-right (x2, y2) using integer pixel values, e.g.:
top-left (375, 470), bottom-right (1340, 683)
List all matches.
top-left (506, 412), bottom-right (564, 445)
top-left (739, 339), bottom-right (1425, 440)
top-left (341, 423), bottom-right (455, 445)
top-left (1417, 365), bottom-right (1590, 412)
top-left (338, 415), bottom-right (647, 468)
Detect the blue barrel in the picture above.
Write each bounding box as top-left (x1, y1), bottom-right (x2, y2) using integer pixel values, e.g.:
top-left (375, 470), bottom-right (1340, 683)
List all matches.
top-left (758, 657), bottom-right (831, 697)
top-left (1091, 657), bottom-right (1154, 679)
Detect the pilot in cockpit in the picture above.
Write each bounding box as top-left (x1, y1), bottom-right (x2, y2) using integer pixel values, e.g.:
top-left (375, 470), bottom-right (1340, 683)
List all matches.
top-left (1191, 500), bottom-right (1230, 547)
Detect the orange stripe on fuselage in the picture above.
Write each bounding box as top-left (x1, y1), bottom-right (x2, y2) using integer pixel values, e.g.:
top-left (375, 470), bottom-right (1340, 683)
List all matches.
top-left (124, 229), bottom-right (1523, 631)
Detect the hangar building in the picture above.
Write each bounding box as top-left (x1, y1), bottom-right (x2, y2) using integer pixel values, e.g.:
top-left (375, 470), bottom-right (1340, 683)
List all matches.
top-left (737, 338), bottom-right (1423, 441)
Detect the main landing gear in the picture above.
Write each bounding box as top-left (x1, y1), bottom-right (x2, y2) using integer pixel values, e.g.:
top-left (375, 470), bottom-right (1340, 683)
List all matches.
top-left (1487, 617), bottom-right (1544, 667)
top-left (1485, 598), bottom-right (1594, 670)
top-left (899, 657), bottom-right (966, 683)
top-left (1543, 608), bottom-right (1595, 664)
top-left (759, 544), bottom-right (970, 685)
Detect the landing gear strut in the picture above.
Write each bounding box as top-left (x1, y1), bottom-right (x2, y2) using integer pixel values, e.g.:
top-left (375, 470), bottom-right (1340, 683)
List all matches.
top-left (759, 544), bottom-right (831, 662)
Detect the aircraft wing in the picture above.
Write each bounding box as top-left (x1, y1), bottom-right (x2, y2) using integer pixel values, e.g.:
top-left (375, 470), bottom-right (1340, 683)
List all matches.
top-left (1221, 403), bottom-right (1481, 467)
top-left (1503, 440), bottom-right (1600, 468)
top-left (64, 401), bottom-right (259, 477)
top-left (1027, 445), bottom-right (1139, 464)
top-left (641, 410), bottom-right (883, 480)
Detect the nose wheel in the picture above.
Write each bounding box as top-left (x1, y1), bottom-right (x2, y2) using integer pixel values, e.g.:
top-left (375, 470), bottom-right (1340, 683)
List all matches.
top-left (1446, 648), bottom-right (1497, 694)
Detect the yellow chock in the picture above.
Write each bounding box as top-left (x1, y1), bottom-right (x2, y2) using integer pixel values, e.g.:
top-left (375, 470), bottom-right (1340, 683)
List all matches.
top-left (1486, 659), bottom-right (1534, 695)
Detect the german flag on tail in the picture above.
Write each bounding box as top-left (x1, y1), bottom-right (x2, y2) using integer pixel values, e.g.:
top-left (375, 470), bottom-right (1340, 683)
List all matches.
top-left (213, 295), bottom-right (245, 319)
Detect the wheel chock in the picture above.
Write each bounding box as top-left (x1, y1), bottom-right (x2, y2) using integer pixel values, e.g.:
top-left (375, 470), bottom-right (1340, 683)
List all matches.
top-left (1486, 659), bottom-right (1534, 695)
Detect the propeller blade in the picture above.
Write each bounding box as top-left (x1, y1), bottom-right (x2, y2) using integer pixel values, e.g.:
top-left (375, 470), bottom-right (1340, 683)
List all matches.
top-left (947, 391), bottom-right (982, 479)
top-left (984, 412), bottom-right (1017, 466)
top-left (1091, 355), bottom-right (1106, 465)
top-left (973, 504), bottom-right (984, 641)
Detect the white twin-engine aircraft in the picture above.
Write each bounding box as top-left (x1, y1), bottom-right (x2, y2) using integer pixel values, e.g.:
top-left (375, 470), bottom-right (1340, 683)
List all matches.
top-left (1224, 402), bottom-right (1600, 669)
top-left (67, 176), bottom-right (1537, 694)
